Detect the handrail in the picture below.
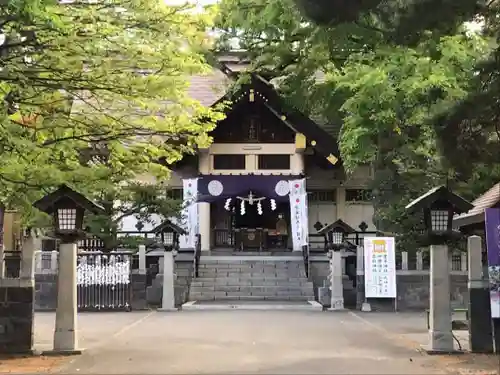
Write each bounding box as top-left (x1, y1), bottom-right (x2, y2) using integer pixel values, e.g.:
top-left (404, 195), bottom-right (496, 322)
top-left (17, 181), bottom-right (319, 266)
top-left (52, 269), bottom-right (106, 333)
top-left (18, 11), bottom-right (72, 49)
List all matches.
top-left (194, 234), bottom-right (201, 278)
top-left (301, 244), bottom-right (310, 278)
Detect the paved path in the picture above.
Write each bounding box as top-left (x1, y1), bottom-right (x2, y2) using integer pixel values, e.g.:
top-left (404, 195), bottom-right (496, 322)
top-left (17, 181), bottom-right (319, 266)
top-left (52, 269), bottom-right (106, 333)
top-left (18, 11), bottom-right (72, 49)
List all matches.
top-left (32, 310), bottom-right (498, 375)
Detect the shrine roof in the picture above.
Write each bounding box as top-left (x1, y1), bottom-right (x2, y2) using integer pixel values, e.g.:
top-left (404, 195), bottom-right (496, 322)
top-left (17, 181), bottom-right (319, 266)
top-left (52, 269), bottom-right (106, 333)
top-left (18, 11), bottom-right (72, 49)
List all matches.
top-left (453, 182), bottom-right (500, 228)
top-left (183, 55), bottom-right (341, 163)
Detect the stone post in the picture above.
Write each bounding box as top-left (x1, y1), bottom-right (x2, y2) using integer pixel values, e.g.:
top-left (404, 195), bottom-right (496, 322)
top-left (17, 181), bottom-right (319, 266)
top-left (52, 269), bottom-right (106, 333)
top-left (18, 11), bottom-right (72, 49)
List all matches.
top-left (329, 250), bottom-right (344, 310)
top-left (50, 250), bottom-right (58, 273)
top-left (0, 244), bottom-right (5, 278)
top-left (52, 242), bottom-right (81, 354)
top-left (138, 245), bottom-right (146, 274)
top-left (416, 250), bottom-right (423, 271)
top-left (427, 244), bottom-right (454, 353)
top-left (34, 251), bottom-right (42, 274)
top-left (467, 236), bottom-right (494, 353)
top-left (159, 250), bottom-right (176, 311)
top-left (199, 202), bottom-right (210, 251)
top-left (401, 251), bottom-right (408, 271)
top-left (461, 252), bottom-right (468, 272)
top-left (20, 234), bottom-right (38, 279)
top-left (357, 245), bottom-right (371, 312)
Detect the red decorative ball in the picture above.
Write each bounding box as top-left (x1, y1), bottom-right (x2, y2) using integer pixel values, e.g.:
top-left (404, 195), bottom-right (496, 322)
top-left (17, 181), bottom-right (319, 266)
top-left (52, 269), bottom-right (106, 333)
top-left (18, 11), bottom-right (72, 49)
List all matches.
top-left (296, 198), bottom-right (300, 203)
top-left (295, 184), bottom-right (299, 188)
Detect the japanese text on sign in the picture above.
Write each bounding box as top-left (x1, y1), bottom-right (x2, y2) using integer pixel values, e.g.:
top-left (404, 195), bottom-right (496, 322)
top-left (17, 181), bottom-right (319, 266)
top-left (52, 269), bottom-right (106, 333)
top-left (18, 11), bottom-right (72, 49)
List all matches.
top-left (363, 237), bottom-right (397, 298)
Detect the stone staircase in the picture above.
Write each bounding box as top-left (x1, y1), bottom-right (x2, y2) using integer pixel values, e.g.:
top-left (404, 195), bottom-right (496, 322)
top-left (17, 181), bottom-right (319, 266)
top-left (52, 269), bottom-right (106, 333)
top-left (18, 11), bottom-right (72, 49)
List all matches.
top-left (189, 256), bottom-right (315, 302)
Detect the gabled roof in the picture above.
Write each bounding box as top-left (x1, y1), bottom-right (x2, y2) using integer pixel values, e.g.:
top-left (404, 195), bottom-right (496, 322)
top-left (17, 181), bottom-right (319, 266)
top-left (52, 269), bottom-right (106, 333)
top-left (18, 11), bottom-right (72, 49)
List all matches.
top-left (454, 182), bottom-right (500, 228)
top-left (204, 70), bottom-right (340, 164)
top-left (405, 185), bottom-right (473, 213)
top-left (33, 184), bottom-right (105, 215)
top-left (152, 219), bottom-right (186, 235)
top-left (317, 219), bottom-right (356, 235)
top-left (183, 56), bottom-right (341, 163)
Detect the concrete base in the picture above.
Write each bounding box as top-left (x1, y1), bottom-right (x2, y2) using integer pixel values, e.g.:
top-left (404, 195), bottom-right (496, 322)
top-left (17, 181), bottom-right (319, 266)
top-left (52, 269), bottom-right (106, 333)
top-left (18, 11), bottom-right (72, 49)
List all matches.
top-left (157, 308), bottom-right (179, 312)
top-left (182, 300), bottom-right (323, 311)
top-left (329, 298), bottom-right (344, 311)
top-left (428, 330), bottom-right (455, 353)
top-left (420, 345), bottom-right (465, 355)
top-left (42, 349), bottom-right (84, 356)
top-left (361, 302), bottom-right (371, 312)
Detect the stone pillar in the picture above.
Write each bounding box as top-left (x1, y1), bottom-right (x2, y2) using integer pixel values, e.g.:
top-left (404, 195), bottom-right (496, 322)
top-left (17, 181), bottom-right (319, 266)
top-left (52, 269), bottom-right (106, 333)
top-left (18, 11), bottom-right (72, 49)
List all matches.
top-left (20, 234), bottom-right (38, 279)
top-left (0, 244), bottom-right (5, 278)
top-left (427, 244), bottom-right (454, 353)
top-left (329, 250), bottom-right (344, 310)
top-left (461, 252), bottom-right (468, 272)
top-left (401, 251), bottom-right (408, 270)
top-left (52, 242), bottom-right (80, 354)
top-left (199, 202), bottom-right (210, 251)
top-left (34, 251), bottom-right (42, 274)
top-left (416, 250), bottom-right (423, 271)
top-left (138, 245), bottom-right (146, 274)
top-left (50, 250), bottom-right (58, 273)
top-left (467, 236), bottom-right (494, 353)
top-left (159, 250), bottom-right (176, 311)
top-left (336, 188), bottom-right (346, 220)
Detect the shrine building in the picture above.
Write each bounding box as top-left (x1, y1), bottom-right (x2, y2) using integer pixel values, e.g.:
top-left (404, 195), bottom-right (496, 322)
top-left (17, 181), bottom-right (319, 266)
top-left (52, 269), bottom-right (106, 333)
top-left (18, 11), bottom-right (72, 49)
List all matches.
top-left (127, 53), bottom-right (376, 252)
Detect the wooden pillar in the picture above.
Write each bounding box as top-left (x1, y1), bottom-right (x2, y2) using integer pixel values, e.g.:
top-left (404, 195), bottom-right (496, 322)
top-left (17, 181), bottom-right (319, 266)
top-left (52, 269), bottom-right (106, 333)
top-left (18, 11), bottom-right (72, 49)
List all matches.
top-left (336, 188), bottom-right (346, 220)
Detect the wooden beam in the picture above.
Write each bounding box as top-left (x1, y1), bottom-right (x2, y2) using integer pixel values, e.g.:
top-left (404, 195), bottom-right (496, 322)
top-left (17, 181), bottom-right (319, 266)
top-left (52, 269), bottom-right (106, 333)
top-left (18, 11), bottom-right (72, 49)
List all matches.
top-left (327, 153), bottom-right (339, 165)
top-left (295, 133), bottom-right (306, 151)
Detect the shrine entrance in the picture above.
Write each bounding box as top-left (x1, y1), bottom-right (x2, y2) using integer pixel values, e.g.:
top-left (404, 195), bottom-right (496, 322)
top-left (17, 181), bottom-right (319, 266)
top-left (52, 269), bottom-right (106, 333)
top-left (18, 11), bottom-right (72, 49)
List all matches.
top-left (211, 190), bottom-right (291, 251)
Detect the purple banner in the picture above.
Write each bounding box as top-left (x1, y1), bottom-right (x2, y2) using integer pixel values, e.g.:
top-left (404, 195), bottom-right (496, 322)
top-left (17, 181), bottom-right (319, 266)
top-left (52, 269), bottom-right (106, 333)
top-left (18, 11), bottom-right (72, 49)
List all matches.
top-left (485, 208), bottom-right (500, 318)
top-left (197, 175), bottom-right (301, 203)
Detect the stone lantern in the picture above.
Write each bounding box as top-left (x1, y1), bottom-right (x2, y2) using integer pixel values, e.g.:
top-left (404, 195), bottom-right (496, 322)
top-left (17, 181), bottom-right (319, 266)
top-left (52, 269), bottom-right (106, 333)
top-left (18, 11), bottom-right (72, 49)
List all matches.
top-left (318, 219), bottom-right (355, 311)
top-left (405, 185), bottom-right (472, 353)
top-left (33, 184), bottom-right (104, 354)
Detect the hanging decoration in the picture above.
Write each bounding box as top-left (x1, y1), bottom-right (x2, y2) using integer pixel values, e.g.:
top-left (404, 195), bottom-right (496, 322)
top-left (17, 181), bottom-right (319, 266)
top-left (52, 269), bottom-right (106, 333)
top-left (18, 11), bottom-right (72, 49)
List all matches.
top-left (235, 191), bottom-right (266, 216)
top-left (270, 199), bottom-right (277, 211)
top-left (257, 201), bottom-right (263, 215)
top-left (77, 254), bottom-right (131, 286)
top-left (224, 198), bottom-right (232, 211)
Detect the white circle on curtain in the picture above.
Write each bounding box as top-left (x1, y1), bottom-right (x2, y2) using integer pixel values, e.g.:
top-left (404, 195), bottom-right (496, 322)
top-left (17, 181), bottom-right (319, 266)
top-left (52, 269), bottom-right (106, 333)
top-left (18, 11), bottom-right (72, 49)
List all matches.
top-left (208, 180), bottom-right (223, 196)
top-left (275, 180), bottom-right (290, 196)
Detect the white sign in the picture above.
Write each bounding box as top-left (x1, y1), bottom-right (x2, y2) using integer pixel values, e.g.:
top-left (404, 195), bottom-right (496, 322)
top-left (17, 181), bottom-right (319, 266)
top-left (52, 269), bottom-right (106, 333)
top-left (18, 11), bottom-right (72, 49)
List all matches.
top-left (179, 178), bottom-right (199, 249)
top-left (288, 179), bottom-right (308, 250)
top-left (363, 237), bottom-right (397, 298)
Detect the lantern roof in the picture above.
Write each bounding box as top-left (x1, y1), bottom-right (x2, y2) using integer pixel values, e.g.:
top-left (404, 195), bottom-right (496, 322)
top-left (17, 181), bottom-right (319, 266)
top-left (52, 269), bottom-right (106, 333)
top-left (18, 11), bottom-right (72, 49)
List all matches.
top-left (33, 184), bottom-right (105, 215)
top-left (405, 185), bottom-right (473, 214)
top-left (453, 182), bottom-right (500, 228)
top-left (152, 219), bottom-right (186, 235)
top-left (317, 219), bottom-right (356, 235)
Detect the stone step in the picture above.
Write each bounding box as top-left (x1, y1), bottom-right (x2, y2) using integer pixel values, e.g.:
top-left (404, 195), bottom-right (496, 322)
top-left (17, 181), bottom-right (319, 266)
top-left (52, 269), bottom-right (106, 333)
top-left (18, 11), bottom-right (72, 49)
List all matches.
top-left (196, 271), bottom-right (307, 278)
top-left (190, 285), bottom-right (314, 294)
top-left (191, 278), bottom-right (313, 287)
top-left (199, 262), bottom-right (302, 268)
top-left (199, 259), bottom-right (304, 265)
top-left (191, 257), bottom-right (313, 302)
top-left (189, 294), bottom-right (315, 301)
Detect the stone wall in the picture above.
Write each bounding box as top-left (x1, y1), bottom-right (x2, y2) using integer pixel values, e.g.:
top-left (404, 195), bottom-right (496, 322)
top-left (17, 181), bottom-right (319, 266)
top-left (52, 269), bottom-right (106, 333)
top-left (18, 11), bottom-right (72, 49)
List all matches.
top-left (0, 280), bottom-right (34, 353)
top-left (309, 257), bottom-right (469, 311)
top-left (355, 273), bottom-right (469, 311)
top-left (35, 273), bottom-right (57, 310)
top-left (130, 272), bottom-right (148, 310)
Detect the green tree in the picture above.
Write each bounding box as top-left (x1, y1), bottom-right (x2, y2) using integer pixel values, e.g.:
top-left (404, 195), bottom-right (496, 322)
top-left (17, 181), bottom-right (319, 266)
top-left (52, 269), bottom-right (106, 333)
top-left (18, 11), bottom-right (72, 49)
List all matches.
top-left (214, 0), bottom-right (495, 246)
top-left (1, 0), bottom-right (224, 239)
